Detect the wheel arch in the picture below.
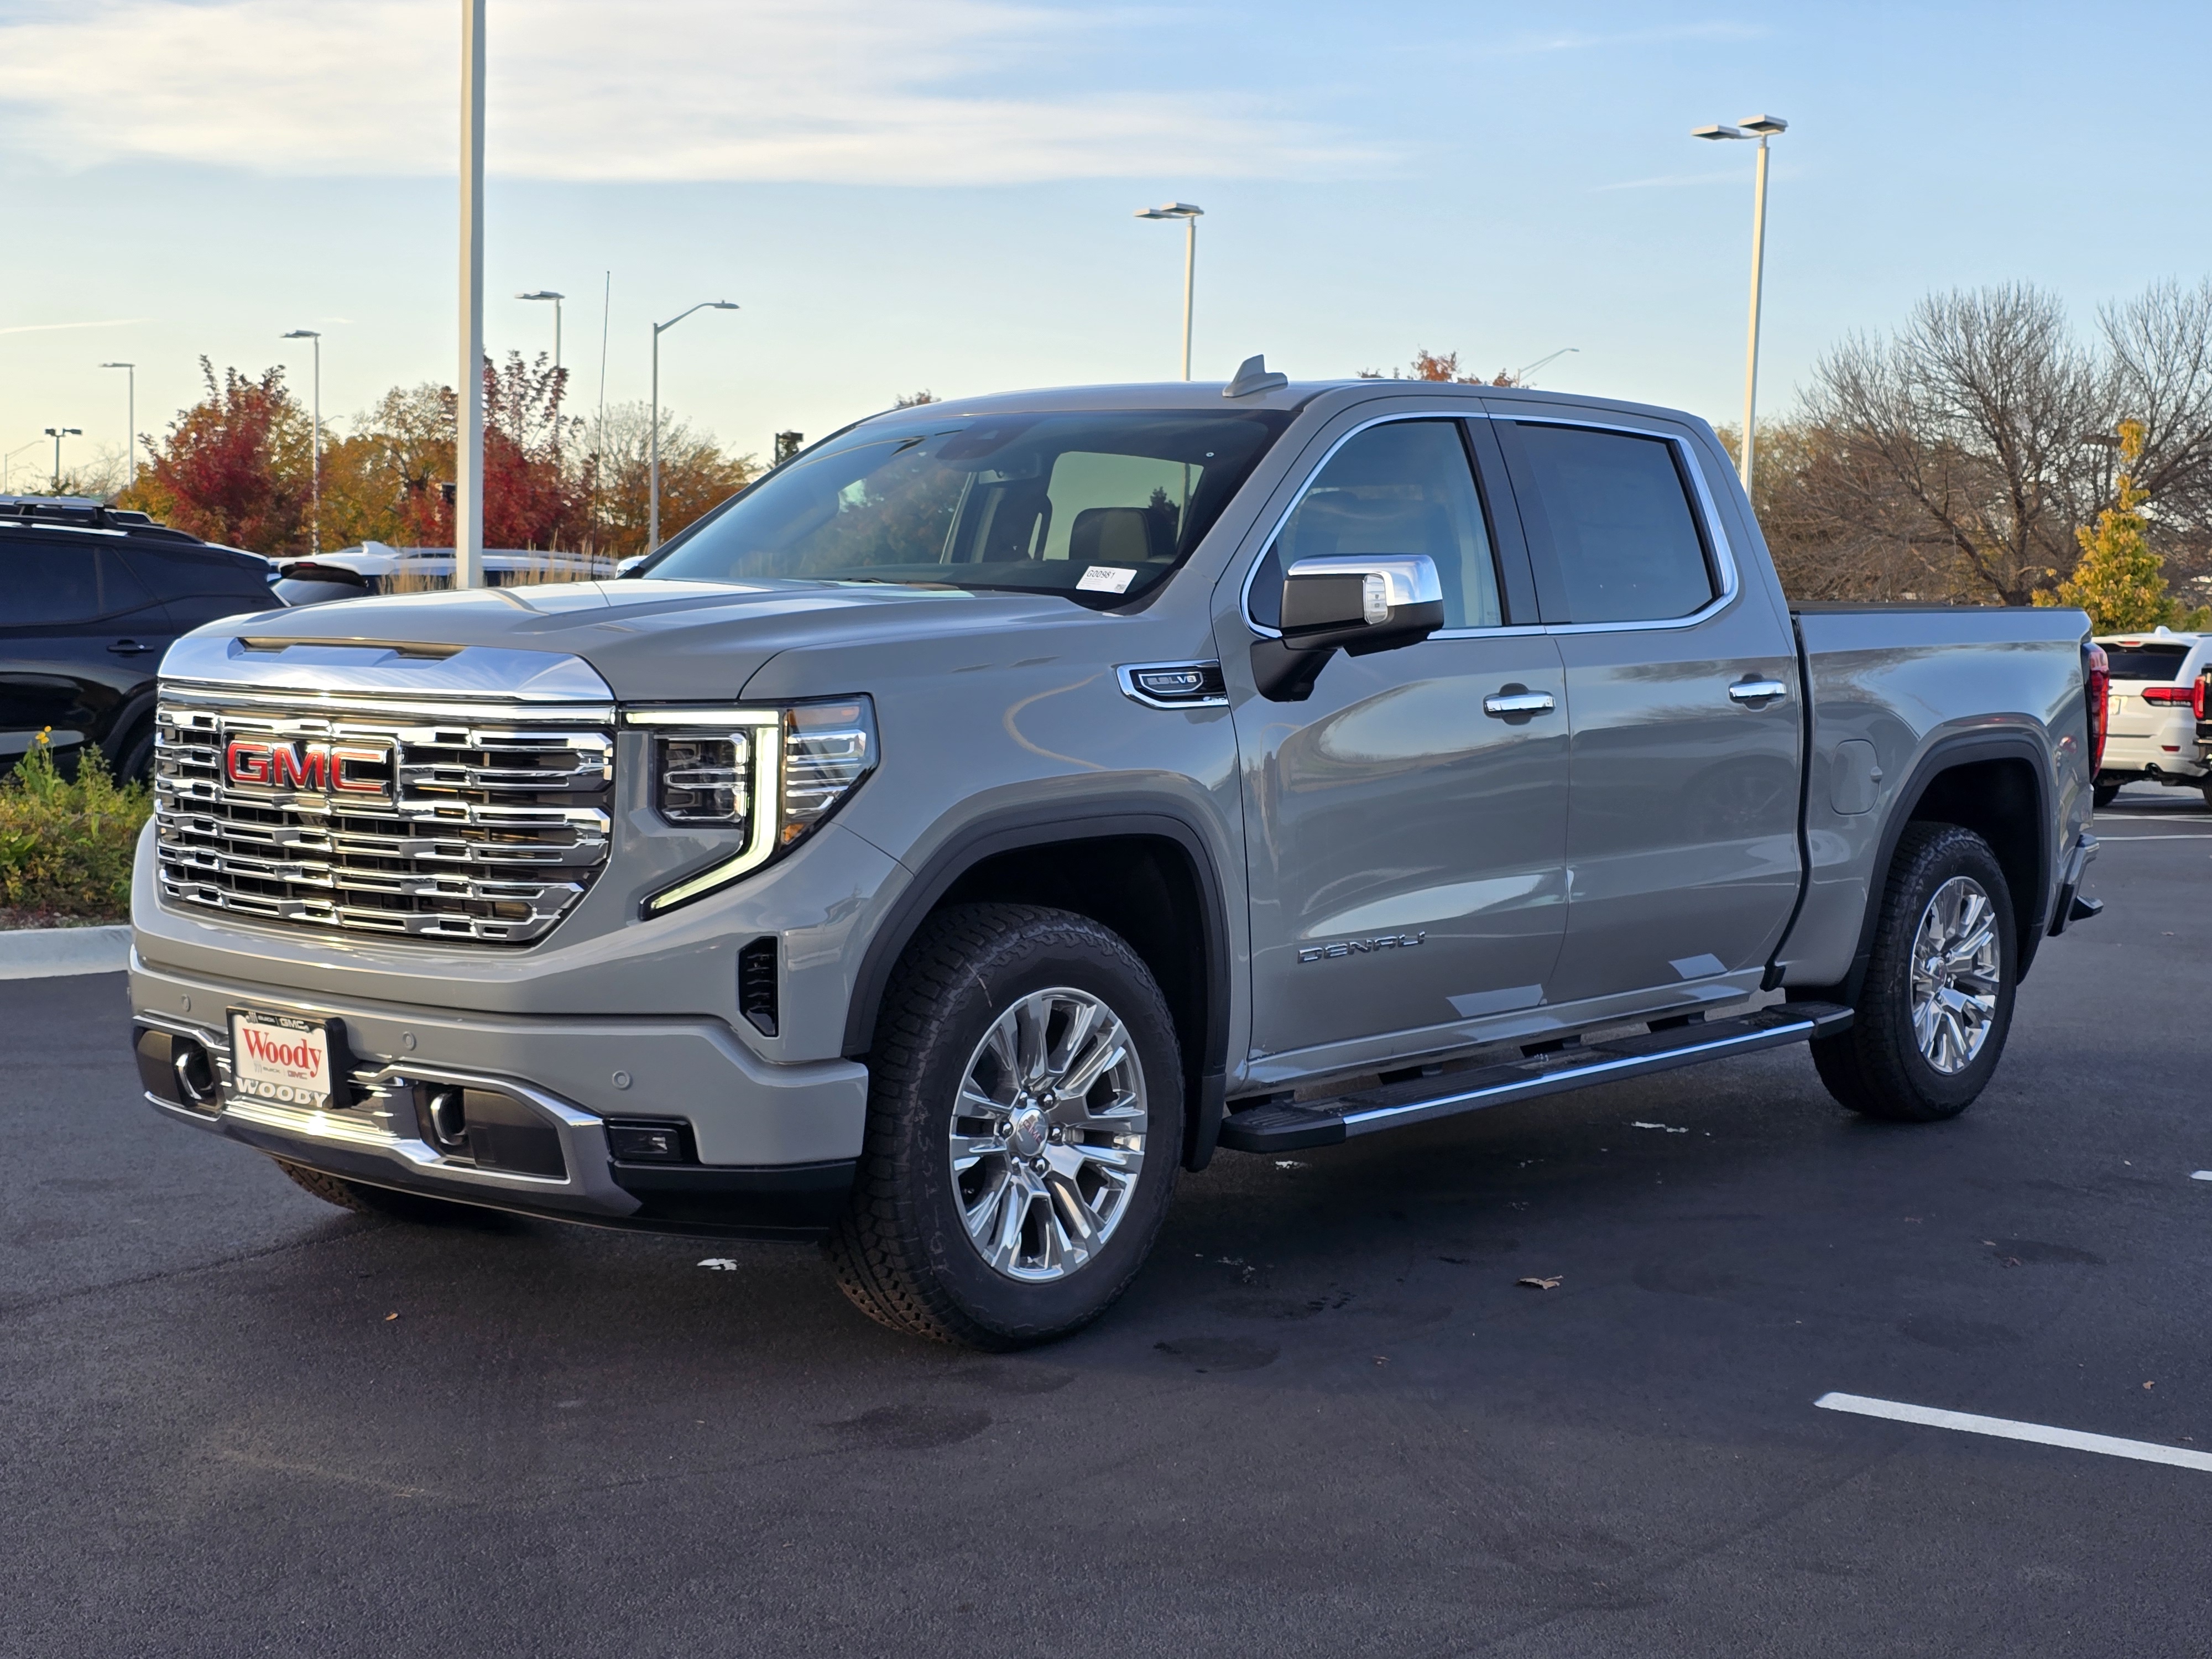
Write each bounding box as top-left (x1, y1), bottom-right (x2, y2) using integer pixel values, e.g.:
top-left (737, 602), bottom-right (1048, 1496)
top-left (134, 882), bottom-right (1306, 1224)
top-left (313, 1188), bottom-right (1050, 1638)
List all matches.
top-left (842, 800), bottom-right (1234, 1172)
top-left (1835, 732), bottom-right (2053, 1000)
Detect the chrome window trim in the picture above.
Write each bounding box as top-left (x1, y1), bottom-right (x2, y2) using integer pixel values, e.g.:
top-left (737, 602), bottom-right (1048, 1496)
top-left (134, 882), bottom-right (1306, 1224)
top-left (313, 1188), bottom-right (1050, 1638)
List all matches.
top-left (1116, 660), bottom-right (1231, 710)
top-left (1496, 411), bottom-right (1742, 636)
top-left (1238, 407), bottom-right (1499, 641)
top-left (1238, 406), bottom-right (1744, 643)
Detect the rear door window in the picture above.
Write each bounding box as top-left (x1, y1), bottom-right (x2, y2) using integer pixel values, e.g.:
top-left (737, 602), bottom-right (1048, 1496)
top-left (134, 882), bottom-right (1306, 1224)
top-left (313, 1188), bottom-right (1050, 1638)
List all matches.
top-left (2099, 641), bottom-right (2190, 681)
top-left (1507, 422), bottom-right (1717, 624)
top-left (122, 546), bottom-right (276, 628)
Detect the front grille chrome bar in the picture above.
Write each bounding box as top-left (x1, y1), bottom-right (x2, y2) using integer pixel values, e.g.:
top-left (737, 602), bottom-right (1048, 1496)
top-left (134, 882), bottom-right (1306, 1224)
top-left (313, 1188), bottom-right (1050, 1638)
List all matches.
top-left (154, 689), bottom-right (615, 947)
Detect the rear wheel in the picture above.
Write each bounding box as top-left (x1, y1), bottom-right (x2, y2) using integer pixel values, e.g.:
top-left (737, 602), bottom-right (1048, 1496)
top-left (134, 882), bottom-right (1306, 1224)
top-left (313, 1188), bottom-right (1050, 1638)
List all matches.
top-left (2199, 778), bottom-right (2212, 812)
top-left (273, 1158), bottom-right (482, 1223)
top-left (826, 903), bottom-right (1182, 1349)
top-left (2092, 779), bottom-right (2121, 810)
top-left (1810, 823), bottom-right (2016, 1123)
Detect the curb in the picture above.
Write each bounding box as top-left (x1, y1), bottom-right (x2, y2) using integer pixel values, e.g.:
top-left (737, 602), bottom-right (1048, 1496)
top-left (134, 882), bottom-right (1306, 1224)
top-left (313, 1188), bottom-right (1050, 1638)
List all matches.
top-left (0, 925), bottom-right (132, 980)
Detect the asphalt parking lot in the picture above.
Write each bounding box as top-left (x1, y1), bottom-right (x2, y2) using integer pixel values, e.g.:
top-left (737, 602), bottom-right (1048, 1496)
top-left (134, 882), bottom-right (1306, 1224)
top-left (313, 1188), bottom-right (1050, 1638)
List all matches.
top-left (4, 783), bottom-right (2208, 1658)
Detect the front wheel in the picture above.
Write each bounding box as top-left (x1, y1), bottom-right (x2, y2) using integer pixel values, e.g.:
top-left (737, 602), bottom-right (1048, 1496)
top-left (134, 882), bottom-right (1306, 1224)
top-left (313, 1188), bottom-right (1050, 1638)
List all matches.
top-left (1809, 823), bottom-right (2017, 1123)
top-left (826, 903), bottom-right (1183, 1349)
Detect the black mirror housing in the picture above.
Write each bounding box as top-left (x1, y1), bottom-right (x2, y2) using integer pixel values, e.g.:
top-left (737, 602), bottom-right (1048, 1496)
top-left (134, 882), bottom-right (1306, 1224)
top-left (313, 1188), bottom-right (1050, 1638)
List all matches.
top-left (1251, 554), bottom-right (1445, 700)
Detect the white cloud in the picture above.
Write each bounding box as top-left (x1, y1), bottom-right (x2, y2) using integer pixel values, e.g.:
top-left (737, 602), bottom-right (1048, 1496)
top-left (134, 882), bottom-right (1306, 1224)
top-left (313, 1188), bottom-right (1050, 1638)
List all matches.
top-left (0, 317), bottom-right (151, 335)
top-left (0, 0), bottom-right (1386, 184)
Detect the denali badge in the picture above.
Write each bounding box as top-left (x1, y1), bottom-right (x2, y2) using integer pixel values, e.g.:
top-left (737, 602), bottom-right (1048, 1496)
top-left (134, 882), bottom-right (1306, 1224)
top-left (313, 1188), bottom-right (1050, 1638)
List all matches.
top-left (225, 737), bottom-right (392, 799)
top-left (1299, 931), bottom-right (1426, 963)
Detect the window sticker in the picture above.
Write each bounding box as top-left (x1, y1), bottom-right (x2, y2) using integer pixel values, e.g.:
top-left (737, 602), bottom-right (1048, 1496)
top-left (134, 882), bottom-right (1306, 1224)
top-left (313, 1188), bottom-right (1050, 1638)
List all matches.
top-left (1076, 565), bottom-right (1136, 594)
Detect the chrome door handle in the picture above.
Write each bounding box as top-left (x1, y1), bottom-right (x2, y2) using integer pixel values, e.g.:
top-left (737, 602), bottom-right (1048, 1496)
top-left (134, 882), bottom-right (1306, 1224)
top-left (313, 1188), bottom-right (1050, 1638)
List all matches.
top-left (1483, 690), bottom-right (1556, 717)
top-left (1728, 678), bottom-right (1788, 706)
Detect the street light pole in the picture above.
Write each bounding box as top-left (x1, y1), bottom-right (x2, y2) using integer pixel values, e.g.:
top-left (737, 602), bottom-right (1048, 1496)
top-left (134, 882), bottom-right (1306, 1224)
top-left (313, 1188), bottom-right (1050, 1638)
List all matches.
top-left (518, 290), bottom-right (565, 373)
top-left (44, 426), bottom-right (82, 489)
top-left (1133, 203), bottom-right (1204, 379)
top-left (456, 0), bottom-right (488, 589)
top-left (100, 363), bottom-right (135, 495)
top-left (282, 331), bottom-right (322, 551)
top-left (648, 300), bottom-right (739, 552)
top-left (1692, 114), bottom-right (1788, 494)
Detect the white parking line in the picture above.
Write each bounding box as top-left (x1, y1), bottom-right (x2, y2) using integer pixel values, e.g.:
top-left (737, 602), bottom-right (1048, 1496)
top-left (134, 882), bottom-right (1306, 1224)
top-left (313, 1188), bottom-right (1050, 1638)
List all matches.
top-left (2193, 1171), bottom-right (2212, 1182)
top-left (1815, 1392), bottom-right (2212, 1472)
top-left (2093, 834), bottom-right (2212, 841)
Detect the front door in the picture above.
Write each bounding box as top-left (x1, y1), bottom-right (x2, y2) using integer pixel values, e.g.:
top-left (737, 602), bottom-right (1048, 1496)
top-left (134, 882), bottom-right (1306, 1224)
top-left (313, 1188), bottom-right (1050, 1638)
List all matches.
top-left (1488, 410), bottom-right (1802, 1007)
top-left (0, 539), bottom-right (167, 766)
top-left (1225, 413), bottom-right (1571, 1078)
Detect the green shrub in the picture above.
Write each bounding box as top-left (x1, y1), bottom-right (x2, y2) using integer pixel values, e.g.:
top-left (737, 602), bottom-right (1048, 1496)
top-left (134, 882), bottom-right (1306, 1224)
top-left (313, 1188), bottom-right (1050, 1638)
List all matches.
top-left (0, 731), bottom-right (153, 921)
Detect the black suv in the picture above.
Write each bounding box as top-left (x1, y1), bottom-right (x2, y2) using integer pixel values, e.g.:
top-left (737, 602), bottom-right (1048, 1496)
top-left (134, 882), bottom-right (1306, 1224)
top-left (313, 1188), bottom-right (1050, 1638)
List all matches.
top-left (1, 497), bottom-right (285, 781)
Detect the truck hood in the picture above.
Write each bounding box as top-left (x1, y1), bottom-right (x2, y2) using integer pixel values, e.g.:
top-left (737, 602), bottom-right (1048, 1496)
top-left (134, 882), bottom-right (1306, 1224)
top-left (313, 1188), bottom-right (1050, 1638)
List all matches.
top-left (169, 578), bottom-right (1088, 702)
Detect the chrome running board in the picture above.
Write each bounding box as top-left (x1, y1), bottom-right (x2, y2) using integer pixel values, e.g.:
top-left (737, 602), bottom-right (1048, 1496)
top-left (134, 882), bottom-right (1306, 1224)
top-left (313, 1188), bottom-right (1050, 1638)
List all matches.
top-left (1217, 1002), bottom-right (1854, 1154)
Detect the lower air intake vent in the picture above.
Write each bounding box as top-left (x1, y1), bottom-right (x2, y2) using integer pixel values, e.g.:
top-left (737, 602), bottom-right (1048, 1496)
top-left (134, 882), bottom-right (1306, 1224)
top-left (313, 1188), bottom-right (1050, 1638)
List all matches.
top-left (739, 936), bottom-right (779, 1036)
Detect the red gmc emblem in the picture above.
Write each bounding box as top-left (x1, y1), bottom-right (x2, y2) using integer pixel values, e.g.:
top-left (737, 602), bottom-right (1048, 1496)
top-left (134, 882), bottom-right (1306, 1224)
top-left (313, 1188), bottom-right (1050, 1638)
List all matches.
top-left (225, 738), bottom-right (392, 799)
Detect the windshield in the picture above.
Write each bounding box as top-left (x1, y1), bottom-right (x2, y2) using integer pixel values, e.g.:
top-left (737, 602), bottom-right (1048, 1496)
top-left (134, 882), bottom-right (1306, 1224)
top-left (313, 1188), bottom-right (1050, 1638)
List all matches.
top-left (636, 409), bottom-right (1291, 604)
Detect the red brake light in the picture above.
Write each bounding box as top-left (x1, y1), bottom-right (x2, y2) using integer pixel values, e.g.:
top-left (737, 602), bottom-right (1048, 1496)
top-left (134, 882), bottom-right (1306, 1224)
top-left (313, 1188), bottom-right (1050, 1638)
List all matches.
top-left (2084, 643), bottom-right (2110, 774)
top-left (2197, 674), bottom-right (2209, 722)
top-left (2142, 686), bottom-right (2195, 705)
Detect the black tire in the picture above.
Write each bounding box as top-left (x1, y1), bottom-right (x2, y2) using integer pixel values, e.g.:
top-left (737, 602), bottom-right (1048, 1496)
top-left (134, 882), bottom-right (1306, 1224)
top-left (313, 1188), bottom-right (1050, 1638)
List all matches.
top-left (273, 1157), bottom-right (482, 1223)
top-left (1809, 823), bottom-right (2017, 1123)
top-left (2199, 778), bottom-right (2212, 813)
top-left (825, 903), bottom-right (1183, 1349)
top-left (2092, 779), bottom-right (2121, 810)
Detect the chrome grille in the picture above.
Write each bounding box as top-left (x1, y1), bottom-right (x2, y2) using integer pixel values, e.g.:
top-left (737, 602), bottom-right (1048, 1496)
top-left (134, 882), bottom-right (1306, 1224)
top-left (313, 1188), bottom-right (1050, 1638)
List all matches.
top-left (153, 691), bottom-right (613, 945)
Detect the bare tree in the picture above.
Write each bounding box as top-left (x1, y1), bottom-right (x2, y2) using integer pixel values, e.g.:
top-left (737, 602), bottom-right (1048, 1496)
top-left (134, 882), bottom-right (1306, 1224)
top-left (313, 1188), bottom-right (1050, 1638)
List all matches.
top-left (1802, 284), bottom-right (2101, 604)
top-left (2100, 279), bottom-right (2212, 597)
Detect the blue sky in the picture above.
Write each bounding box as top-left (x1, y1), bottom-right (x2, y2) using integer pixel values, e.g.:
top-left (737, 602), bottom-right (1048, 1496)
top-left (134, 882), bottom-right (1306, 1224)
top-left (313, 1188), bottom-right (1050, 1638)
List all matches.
top-left (3, 0), bottom-right (2209, 486)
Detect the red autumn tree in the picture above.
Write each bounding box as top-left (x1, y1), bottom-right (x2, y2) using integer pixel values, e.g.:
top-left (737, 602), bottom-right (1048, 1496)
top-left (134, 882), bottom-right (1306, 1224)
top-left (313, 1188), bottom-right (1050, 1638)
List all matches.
top-left (124, 359), bottom-right (310, 554)
top-left (392, 353), bottom-right (594, 550)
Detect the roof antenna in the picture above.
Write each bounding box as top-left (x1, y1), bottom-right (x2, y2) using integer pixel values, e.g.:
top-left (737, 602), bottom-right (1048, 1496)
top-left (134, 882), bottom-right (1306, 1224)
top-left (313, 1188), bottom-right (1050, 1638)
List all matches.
top-left (1223, 354), bottom-right (1288, 398)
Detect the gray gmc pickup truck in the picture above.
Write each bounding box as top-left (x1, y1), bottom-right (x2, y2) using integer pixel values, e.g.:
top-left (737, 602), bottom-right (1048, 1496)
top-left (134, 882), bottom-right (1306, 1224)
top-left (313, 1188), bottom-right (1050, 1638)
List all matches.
top-left (129, 366), bottom-right (2107, 1348)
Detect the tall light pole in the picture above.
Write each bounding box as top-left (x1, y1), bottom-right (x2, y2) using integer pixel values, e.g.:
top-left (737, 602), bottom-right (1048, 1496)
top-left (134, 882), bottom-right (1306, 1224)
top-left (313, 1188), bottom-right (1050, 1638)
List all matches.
top-left (281, 331), bottom-right (322, 551)
top-left (1133, 203), bottom-right (1204, 379)
top-left (456, 0), bottom-right (488, 589)
top-left (518, 290), bottom-right (564, 372)
top-left (44, 426), bottom-right (82, 489)
top-left (100, 363), bottom-right (135, 496)
top-left (649, 300), bottom-right (739, 552)
top-left (1693, 115), bottom-right (1787, 493)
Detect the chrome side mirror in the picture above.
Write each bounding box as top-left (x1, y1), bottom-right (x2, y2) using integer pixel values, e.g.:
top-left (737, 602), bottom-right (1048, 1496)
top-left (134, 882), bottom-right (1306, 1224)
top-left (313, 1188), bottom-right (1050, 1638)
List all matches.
top-left (1251, 553), bottom-right (1445, 701)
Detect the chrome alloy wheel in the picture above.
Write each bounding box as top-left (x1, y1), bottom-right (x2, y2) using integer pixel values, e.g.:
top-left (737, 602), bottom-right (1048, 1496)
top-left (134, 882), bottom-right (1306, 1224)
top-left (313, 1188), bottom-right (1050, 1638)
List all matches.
top-left (1909, 875), bottom-right (2001, 1074)
top-left (948, 987), bottom-right (1149, 1282)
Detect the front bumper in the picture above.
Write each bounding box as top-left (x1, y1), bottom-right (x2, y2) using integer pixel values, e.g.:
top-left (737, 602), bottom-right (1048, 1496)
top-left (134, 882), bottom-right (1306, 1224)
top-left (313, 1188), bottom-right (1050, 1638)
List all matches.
top-left (129, 953), bottom-right (868, 1239)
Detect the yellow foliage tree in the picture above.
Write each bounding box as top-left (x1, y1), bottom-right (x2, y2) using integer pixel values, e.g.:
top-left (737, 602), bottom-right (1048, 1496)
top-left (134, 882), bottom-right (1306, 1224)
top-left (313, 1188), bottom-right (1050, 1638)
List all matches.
top-left (2037, 420), bottom-right (2211, 629)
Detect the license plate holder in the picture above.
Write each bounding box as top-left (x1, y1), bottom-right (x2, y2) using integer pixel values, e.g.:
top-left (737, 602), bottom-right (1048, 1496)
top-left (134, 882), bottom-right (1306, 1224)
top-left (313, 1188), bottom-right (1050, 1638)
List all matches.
top-left (227, 1008), bottom-right (356, 1110)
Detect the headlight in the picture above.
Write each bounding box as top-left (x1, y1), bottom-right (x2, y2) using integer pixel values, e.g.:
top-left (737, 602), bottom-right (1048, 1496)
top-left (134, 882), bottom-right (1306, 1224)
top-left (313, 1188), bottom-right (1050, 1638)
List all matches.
top-left (628, 697), bottom-right (878, 917)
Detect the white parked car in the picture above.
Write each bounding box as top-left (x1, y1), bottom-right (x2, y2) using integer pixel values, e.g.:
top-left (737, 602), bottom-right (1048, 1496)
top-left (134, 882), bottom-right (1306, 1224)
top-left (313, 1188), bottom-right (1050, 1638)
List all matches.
top-left (2095, 628), bottom-right (2210, 807)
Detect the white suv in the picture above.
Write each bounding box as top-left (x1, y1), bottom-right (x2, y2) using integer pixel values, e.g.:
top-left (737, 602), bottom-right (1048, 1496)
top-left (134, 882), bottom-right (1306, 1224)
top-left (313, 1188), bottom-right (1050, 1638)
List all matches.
top-left (2096, 628), bottom-right (2210, 807)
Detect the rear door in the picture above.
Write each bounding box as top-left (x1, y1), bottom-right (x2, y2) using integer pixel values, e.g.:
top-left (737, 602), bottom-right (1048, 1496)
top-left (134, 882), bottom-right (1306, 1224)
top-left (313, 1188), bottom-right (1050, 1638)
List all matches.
top-left (120, 544), bottom-right (282, 633)
top-left (1223, 408), bottom-right (1571, 1076)
top-left (1487, 408), bottom-right (1802, 1008)
top-left (0, 536), bottom-right (168, 765)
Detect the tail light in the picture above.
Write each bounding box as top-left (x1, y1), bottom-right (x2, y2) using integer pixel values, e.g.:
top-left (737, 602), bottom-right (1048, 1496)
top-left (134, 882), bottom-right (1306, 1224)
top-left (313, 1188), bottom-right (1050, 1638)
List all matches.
top-left (2142, 686), bottom-right (2195, 705)
top-left (2083, 642), bottom-right (2110, 773)
top-left (2197, 673), bottom-right (2209, 723)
